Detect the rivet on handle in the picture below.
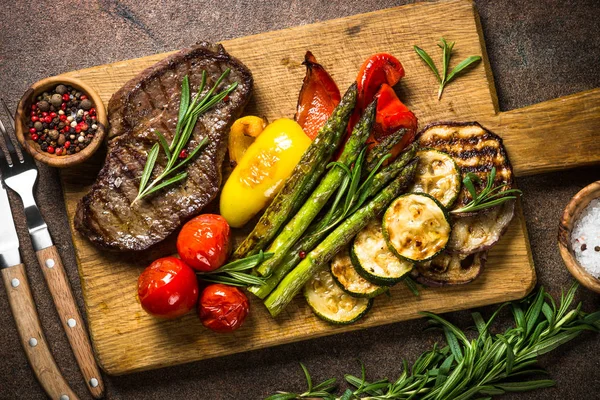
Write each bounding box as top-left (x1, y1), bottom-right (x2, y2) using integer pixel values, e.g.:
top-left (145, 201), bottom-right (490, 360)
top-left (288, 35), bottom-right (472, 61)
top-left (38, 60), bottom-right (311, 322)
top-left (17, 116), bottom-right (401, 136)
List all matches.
top-left (67, 318), bottom-right (77, 328)
top-left (10, 278), bottom-right (20, 288)
top-left (89, 378), bottom-right (99, 388)
top-left (45, 259), bottom-right (55, 269)
top-left (60, 395), bottom-right (70, 400)
top-left (28, 337), bottom-right (38, 347)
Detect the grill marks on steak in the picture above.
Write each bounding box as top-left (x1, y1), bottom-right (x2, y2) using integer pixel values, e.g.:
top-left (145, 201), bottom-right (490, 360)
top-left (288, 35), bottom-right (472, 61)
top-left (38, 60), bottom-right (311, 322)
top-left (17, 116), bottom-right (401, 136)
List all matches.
top-left (75, 43), bottom-right (253, 251)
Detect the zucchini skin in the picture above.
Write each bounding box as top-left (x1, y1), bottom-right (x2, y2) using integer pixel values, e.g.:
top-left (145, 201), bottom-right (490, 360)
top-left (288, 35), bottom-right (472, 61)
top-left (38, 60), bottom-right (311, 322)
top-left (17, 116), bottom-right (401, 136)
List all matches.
top-left (350, 239), bottom-right (412, 286)
top-left (410, 148), bottom-right (461, 208)
top-left (329, 251), bottom-right (388, 298)
top-left (382, 193), bottom-right (451, 263)
top-left (232, 83), bottom-right (358, 259)
top-left (304, 290), bottom-right (373, 325)
top-left (303, 269), bottom-right (373, 324)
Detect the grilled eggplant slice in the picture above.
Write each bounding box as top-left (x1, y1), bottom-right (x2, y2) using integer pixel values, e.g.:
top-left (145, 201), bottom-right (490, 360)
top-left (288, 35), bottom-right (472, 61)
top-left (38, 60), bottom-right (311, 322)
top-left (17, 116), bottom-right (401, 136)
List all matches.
top-left (417, 122), bottom-right (513, 209)
top-left (415, 251), bottom-right (487, 286)
top-left (304, 268), bottom-right (372, 324)
top-left (448, 200), bottom-right (515, 254)
top-left (409, 149), bottom-right (461, 207)
top-left (383, 193), bottom-right (451, 262)
top-left (330, 249), bottom-right (387, 298)
top-left (351, 220), bottom-right (413, 286)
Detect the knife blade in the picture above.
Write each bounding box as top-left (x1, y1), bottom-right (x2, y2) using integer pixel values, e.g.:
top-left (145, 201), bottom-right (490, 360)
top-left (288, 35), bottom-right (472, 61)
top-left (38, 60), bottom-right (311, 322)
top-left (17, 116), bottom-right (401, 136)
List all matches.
top-left (0, 181), bottom-right (20, 269)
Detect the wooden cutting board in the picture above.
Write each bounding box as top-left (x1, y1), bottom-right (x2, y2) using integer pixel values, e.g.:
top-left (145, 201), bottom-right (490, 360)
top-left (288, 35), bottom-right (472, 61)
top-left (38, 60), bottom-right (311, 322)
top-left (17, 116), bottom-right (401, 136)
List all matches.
top-left (57, 0), bottom-right (600, 375)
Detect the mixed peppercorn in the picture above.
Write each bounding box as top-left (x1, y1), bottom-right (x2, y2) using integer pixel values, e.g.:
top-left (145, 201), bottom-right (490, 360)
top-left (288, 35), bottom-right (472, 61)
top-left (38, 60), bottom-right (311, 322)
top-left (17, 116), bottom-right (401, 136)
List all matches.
top-left (28, 84), bottom-right (98, 155)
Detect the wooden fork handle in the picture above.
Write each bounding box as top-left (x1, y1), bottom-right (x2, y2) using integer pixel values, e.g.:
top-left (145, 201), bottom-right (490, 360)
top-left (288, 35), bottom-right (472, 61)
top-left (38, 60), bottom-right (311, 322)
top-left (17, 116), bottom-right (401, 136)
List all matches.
top-left (2, 264), bottom-right (79, 400)
top-left (36, 245), bottom-right (104, 399)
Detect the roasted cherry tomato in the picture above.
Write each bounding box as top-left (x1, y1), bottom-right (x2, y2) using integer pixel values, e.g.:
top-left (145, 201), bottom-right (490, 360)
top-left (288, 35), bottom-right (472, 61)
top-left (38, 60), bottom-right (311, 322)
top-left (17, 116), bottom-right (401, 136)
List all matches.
top-left (198, 284), bottom-right (250, 332)
top-left (138, 257), bottom-right (199, 319)
top-left (177, 214), bottom-right (231, 272)
top-left (370, 83), bottom-right (418, 157)
top-left (295, 51), bottom-right (341, 140)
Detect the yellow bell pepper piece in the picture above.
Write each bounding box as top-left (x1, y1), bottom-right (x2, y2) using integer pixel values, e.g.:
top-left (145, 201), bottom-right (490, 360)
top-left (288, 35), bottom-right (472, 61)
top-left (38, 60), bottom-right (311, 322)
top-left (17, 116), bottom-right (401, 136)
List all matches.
top-left (220, 118), bottom-right (311, 228)
top-left (228, 115), bottom-right (268, 165)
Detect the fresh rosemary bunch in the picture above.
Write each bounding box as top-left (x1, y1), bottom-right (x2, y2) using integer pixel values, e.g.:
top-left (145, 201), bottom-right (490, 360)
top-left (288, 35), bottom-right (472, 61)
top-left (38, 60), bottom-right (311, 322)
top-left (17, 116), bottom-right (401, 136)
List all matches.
top-left (414, 38), bottom-right (482, 100)
top-left (451, 167), bottom-right (523, 214)
top-left (197, 251), bottom-right (273, 287)
top-left (267, 283), bottom-right (600, 400)
top-left (133, 70), bottom-right (238, 204)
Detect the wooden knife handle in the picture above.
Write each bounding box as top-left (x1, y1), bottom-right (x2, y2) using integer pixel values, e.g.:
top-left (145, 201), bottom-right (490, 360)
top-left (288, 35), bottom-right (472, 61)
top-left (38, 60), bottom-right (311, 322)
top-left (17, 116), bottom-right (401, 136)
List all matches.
top-left (2, 264), bottom-right (79, 400)
top-left (36, 245), bottom-right (104, 399)
top-left (494, 88), bottom-right (600, 177)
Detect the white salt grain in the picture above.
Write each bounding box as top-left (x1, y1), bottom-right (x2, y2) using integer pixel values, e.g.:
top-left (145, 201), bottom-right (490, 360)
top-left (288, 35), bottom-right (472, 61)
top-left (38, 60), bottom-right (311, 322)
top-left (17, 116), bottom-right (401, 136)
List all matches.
top-left (571, 197), bottom-right (600, 277)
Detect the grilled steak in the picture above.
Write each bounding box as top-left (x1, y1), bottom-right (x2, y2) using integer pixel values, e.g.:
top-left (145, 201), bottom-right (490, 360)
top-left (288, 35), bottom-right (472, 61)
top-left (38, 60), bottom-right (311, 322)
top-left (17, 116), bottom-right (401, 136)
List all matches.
top-left (416, 122), bottom-right (514, 209)
top-left (75, 42), bottom-right (253, 251)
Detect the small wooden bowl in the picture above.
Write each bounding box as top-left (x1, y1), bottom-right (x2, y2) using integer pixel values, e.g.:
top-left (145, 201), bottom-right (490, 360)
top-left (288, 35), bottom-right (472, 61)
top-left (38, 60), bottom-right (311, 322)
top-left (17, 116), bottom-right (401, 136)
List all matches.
top-left (15, 76), bottom-right (107, 168)
top-left (558, 180), bottom-right (600, 294)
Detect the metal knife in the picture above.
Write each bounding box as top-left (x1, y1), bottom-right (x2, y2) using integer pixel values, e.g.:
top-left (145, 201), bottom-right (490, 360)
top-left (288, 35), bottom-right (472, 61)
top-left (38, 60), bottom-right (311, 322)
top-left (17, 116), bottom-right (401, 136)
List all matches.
top-left (0, 181), bottom-right (79, 400)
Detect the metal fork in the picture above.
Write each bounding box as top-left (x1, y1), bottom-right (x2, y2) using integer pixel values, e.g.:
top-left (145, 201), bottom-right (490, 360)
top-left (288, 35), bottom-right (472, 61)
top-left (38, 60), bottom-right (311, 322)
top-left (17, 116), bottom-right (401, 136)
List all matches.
top-left (0, 101), bottom-right (104, 399)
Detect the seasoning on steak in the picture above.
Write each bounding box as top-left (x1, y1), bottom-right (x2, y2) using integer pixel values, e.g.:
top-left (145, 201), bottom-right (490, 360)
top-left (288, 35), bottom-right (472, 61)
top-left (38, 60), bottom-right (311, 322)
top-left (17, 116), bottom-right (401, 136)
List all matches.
top-left (75, 42), bottom-right (253, 251)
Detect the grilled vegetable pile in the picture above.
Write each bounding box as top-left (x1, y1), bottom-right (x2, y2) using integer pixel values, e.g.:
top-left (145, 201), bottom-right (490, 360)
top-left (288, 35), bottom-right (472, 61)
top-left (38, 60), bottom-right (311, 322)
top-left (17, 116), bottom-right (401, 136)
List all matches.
top-left (226, 55), bottom-right (519, 325)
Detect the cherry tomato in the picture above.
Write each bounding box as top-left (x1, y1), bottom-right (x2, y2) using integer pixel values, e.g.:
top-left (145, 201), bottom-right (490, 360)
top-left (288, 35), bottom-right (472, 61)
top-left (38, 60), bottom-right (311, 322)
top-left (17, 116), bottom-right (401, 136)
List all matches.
top-left (138, 257), bottom-right (199, 319)
top-left (177, 214), bottom-right (231, 272)
top-left (198, 284), bottom-right (249, 332)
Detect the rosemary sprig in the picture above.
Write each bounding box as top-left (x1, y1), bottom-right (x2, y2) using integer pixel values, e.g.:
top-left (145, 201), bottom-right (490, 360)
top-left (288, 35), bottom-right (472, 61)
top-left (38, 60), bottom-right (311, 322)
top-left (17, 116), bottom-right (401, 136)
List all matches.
top-left (132, 71), bottom-right (238, 204)
top-left (197, 251), bottom-right (273, 287)
top-left (451, 167), bottom-right (522, 214)
top-left (414, 38), bottom-right (482, 100)
top-left (316, 149), bottom-right (391, 235)
top-left (268, 283), bottom-right (600, 399)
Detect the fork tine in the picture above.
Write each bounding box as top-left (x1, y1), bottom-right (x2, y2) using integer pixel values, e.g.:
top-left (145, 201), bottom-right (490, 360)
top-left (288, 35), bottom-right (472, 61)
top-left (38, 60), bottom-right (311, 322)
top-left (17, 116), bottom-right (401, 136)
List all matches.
top-left (0, 117), bottom-right (15, 167)
top-left (1, 99), bottom-right (15, 130)
top-left (0, 102), bottom-right (36, 167)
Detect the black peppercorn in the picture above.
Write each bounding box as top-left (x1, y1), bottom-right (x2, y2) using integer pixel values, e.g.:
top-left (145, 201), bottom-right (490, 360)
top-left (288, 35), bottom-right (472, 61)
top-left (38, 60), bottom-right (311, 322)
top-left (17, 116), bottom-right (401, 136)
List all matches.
top-left (595, 246), bottom-right (600, 252)
top-left (581, 244), bottom-right (587, 251)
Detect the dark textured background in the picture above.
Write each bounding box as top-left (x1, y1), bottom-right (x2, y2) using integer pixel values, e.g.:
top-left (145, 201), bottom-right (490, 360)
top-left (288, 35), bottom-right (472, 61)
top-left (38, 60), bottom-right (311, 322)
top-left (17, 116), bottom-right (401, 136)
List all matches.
top-left (1, 0), bottom-right (599, 399)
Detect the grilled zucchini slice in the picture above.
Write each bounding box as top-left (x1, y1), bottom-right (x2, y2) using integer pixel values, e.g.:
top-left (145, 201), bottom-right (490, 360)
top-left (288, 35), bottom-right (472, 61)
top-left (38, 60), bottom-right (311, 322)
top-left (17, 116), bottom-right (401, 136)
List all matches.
top-left (383, 193), bottom-right (451, 262)
top-left (409, 149), bottom-right (461, 207)
top-left (304, 269), bottom-right (372, 324)
top-left (330, 249), bottom-right (387, 298)
top-left (351, 220), bottom-right (413, 285)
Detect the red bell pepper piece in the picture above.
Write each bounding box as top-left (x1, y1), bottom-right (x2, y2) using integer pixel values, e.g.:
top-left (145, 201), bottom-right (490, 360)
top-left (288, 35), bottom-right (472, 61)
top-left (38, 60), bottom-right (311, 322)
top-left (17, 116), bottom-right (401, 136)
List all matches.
top-left (356, 53), bottom-right (405, 110)
top-left (342, 53), bottom-right (416, 159)
top-left (370, 83), bottom-right (418, 158)
top-left (295, 51), bottom-right (341, 140)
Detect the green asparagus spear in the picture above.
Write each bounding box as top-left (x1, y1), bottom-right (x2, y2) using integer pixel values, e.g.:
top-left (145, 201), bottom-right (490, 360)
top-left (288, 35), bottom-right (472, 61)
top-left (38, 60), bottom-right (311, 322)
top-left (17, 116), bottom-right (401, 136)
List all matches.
top-left (255, 101), bottom-right (377, 277)
top-left (264, 159), bottom-right (418, 317)
top-left (231, 83), bottom-right (358, 260)
top-left (364, 128), bottom-right (406, 172)
top-left (249, 144), bottom-right (418, 299)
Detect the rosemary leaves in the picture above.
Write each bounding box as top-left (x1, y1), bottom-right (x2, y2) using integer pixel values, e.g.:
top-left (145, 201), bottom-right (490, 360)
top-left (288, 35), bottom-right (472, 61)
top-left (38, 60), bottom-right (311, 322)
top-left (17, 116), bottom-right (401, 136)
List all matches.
top-left (451, 167), bottom-right (522, 214)
top-left (268, 284), bottom-right (600, 400)
top-left (133, 70), bottom-right (238, 204)
top-left (198, 251), bottom-right (273, 287)
top-left (414, 38), bottom-right (482, 100)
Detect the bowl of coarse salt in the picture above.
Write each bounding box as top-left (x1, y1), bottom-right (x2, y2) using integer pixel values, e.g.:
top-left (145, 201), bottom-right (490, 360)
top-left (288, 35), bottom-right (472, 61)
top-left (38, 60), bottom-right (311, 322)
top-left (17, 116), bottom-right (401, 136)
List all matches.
top-left (559, 180), bottom-right (600, 294)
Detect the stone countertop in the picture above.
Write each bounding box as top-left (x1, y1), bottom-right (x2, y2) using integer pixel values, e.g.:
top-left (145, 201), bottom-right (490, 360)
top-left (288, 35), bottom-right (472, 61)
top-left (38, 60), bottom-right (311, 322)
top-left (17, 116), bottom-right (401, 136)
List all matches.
top-left (0, 0), bottom-right (599, 399)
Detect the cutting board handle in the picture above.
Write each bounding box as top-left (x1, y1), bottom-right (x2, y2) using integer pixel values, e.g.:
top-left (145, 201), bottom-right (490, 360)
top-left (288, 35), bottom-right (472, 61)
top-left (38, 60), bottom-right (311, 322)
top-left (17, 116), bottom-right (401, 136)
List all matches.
top-left (492, 88), bottom-right (600, 177)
